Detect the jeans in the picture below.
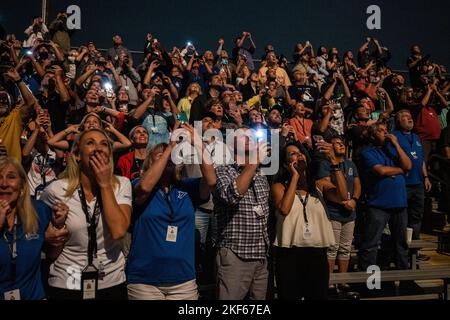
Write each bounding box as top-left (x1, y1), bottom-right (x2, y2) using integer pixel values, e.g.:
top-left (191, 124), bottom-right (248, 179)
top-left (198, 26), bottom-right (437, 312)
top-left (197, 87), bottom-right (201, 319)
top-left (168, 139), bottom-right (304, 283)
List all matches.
top-left (407, 184), bottom-right (425, 240)
top-left (195, 209), bottom-right (218, 245)
top-left (358, 207), bottom-right (408, 270)
top-left (195, 210), bottom-right (211, 245)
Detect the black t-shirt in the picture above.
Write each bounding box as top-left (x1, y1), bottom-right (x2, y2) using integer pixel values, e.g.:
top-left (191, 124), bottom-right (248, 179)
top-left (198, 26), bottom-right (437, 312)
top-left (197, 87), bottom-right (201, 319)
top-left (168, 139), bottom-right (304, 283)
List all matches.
top-left (130, 157), bottom-right (144, 181)
top-left (346, 123), bottom-right (370, 163)
top-left (288, 85), bottom-right (320, 110)
top-left (439, 126), bottom-right (450, 154)
top-left (36, 92), bottom-right (69, 134)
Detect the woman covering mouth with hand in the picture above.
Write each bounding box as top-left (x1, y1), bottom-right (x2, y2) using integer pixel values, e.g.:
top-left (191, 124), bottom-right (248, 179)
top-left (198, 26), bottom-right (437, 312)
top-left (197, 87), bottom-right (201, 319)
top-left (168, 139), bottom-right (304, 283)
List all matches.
top-left (40, 128), bottom-right (132, 300)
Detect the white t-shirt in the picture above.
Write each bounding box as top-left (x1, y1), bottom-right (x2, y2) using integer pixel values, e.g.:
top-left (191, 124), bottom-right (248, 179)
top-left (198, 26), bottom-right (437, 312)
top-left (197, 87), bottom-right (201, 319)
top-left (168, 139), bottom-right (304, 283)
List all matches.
top-left (40, 176), bottom-right (132, 290)
top-left (26, 149), bottom-right (57, 199)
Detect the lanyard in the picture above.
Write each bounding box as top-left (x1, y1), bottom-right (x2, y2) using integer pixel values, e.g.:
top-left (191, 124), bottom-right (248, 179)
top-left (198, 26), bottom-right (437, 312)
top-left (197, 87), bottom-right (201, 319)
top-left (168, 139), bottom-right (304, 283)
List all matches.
top-left (297, 192), bottom-right (310, 224)
top-left (162, 188), bottom-right (176, 222)
top-left (134, 157), bottom-right (143, 176)
top-left (78, 185), bottom-right (101, 266)
top-left (38, 153), bottom-right (49, 186)
top-left (2, 216), bottom-right (18, 282)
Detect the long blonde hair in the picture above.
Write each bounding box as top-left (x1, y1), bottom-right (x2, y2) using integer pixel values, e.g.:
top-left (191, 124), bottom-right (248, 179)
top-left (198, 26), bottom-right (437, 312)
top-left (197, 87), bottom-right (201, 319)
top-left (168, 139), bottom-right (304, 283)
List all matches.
top-left (59, 128), bottom-right (119, 197)
top-left (0, 157), bottom-right (38, 234)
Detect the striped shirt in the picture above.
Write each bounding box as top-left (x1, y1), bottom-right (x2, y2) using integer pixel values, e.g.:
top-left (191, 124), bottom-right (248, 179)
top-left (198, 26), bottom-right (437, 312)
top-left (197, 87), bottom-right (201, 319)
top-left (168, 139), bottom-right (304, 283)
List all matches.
top-left (213, 164), bottom-right (270, 260)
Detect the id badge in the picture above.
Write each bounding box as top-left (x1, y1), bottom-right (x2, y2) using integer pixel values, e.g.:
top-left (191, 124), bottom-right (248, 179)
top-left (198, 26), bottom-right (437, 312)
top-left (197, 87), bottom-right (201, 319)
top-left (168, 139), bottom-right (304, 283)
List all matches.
top-left (410, 151), bottom-right (418, 160)
top-left (34, 184), bottom-right (46, 200)
top-left (81, 265), bottom-right (98, 300)
top-left (166, 226), bottom-right (178, 243)
top-left (253, 205), bottom-right (264, 219)
top-left (303, 224), bottom-right (313, 240)
top-left (151, 127), bottom-right (159, 133)
top-left (4, 289), bottom-right (20, 300)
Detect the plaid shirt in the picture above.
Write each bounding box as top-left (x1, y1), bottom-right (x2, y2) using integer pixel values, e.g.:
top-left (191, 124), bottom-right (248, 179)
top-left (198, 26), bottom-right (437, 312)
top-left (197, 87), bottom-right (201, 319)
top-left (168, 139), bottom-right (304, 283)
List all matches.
top-left (213, 164), bottom-right (270, 260)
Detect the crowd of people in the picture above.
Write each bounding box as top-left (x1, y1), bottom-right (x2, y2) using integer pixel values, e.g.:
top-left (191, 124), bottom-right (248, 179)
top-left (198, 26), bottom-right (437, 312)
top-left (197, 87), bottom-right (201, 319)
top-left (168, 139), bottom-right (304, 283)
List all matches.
top-left (0, 13), bottom-right (449, 300)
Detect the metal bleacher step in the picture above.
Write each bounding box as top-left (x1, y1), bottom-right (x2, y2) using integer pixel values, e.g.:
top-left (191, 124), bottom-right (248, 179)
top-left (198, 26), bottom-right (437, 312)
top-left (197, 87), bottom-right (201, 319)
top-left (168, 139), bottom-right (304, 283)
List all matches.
top-left (361, 293), bottom-right (441, 301)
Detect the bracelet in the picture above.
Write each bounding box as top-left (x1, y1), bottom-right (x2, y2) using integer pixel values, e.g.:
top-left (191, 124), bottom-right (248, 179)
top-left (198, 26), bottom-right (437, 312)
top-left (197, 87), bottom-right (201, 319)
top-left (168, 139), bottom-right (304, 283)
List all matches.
top-left (330, 163), bottom-right (340, 170)
top-left (51, 222), bottom-right (66, 230)
top-left (331, 167), bottom-right (342, 172)
top-left (14, 79), bottom-right (22, 84)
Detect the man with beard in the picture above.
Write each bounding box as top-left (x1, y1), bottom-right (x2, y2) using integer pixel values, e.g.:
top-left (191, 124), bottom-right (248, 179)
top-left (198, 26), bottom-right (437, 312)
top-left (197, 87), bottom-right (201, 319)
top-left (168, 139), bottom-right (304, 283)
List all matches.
top-left (358, 122), bottom-right (412, 271)
top-left (213, 127), bottom-right (270, 300)
top-left (116, 126), bottom-right (149, 181)
top-left (391, 110), bottom-right (432, 256)
top-left (35, 65), bottom-right (70, 133)
top-left (0, 68), bottom-right (38, 160)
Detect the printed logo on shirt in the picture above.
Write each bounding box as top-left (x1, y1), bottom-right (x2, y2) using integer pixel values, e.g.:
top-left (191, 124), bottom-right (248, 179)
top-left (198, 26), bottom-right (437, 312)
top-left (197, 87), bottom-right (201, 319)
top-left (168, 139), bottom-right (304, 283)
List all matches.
top-left (348, 168), bottom-right (354, 176)
top-left (177, 191), bottom-right (188, 199)
top-left (25, 233), bottom-right (39, 241)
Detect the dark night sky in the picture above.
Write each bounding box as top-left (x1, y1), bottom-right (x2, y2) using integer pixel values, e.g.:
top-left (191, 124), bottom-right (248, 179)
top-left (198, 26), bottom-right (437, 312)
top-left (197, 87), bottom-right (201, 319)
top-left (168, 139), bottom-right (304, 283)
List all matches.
top-left (1, 0), bottom-right (449, 69)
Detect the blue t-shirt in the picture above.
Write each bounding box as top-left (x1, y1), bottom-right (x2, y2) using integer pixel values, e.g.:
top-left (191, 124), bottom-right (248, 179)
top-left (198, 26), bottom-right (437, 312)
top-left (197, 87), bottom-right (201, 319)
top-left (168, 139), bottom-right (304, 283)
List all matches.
top-left (316, 159), bottom-right (358, 222)
top-left (390, 130), bottom-right (424, 186)
top-left (361, 146), bottom-right (407, 209)
top-left (126, 178), bottom-right (205, 286)
top-left (0, 200), bottom-right (51, 300)
top-left (142, 110), bottom-right (170, 149)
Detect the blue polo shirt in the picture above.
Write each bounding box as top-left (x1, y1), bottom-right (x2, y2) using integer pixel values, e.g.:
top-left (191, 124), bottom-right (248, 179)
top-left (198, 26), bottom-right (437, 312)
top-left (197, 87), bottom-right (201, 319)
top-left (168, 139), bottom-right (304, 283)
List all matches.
top-left (361, 145), bottom-right (407, 209)
top-left (0, 200), bottom-right (51, 300)
top-left (127, 178), bottom-right (205, 286)
top-left (316, 159), bottom-right (359, 222)
top-left (390, 130), bottom-right (424, 186)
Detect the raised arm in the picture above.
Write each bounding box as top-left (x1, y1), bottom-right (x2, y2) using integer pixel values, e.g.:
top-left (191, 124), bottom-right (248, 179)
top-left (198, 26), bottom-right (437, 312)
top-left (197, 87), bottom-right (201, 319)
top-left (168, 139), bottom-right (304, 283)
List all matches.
top-left (272, 163), bottom-right (299, 216)
top-left (92, 152), bottom-right (131, 240)
top-left (47, 125), bottom-right (79, 151)
top-left (104, 122), bottom-right (132, 151)
top-left (76, 64), bottom-right (98, 88)
top-left (49, 41), bottom-right (65, 62)
top-left (135, 142), bottom-right (175, 205)
top-left (316, 142), bottom-right (349, 203)
top-left (5, 68), bottom-right (37, 113)
top-left (52, 65), bottom-right (70, 103)
top-left (130, 94), bottom-right (154, 121)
